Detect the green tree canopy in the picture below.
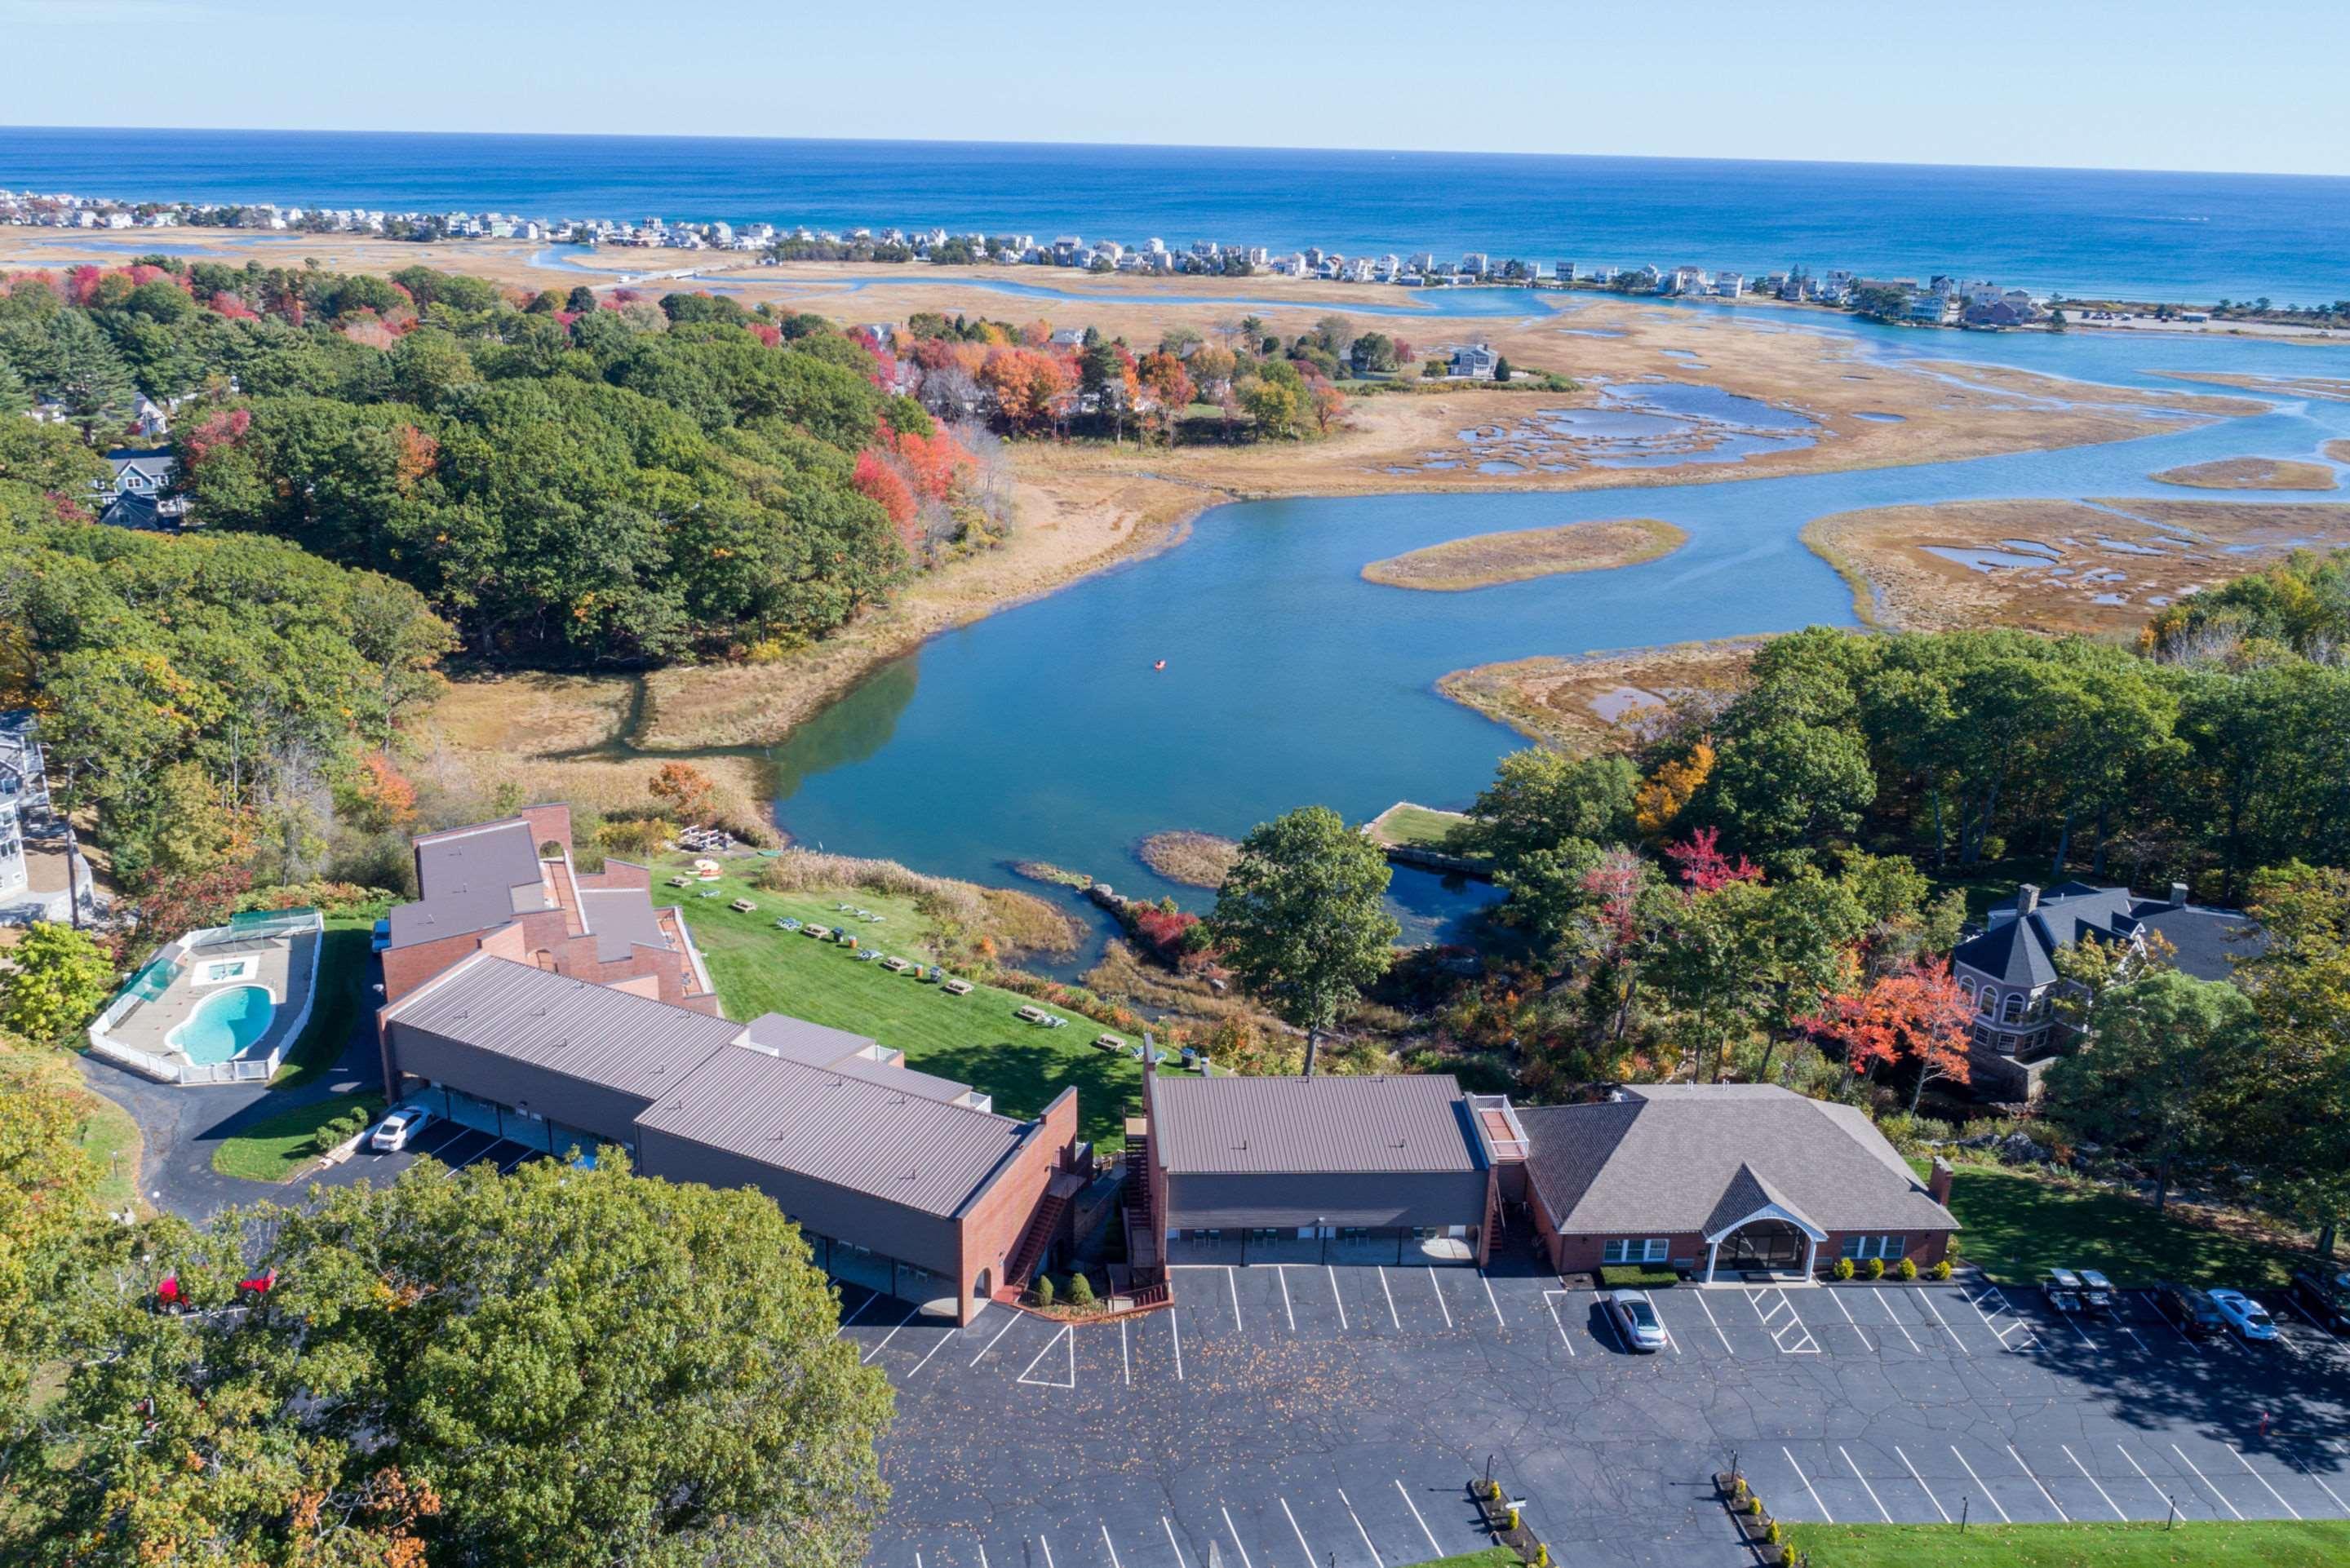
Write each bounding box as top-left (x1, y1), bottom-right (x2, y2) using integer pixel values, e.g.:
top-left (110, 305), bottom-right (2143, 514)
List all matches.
top-left (1208, 805), bottom-right (1400, 1074)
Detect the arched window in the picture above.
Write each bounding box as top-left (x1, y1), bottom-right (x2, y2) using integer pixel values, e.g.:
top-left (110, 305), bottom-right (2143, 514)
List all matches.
top-left (1978, 987), bottom-right (1996, 1017)
top-left (2001, 991), bottom-right (2025, 1025)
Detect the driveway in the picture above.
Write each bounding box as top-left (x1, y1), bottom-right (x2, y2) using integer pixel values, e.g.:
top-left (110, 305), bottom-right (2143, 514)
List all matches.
top-left (846, 1259), bottom-right (2350, 1568)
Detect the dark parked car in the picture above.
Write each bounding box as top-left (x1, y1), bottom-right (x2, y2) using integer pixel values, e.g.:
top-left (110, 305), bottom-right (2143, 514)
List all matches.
top-left (2290, 1269), bottom-right (2350, 1335)
top-left (2153, 1281), bottom-right (2228, 1339)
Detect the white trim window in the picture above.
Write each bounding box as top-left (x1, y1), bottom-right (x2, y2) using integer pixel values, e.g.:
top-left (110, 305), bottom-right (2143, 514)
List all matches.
top-left (1603, 1238), bottom-right (1670, 1265)
top-left (1839, 1234), bottom-right (1908, 1261)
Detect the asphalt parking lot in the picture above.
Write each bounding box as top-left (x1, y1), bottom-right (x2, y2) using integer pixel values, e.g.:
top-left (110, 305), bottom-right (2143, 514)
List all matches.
top-left (847, 1261), bottom-right (2350, 1568)
top-left (329, 1116), bottom-right (550, 1187)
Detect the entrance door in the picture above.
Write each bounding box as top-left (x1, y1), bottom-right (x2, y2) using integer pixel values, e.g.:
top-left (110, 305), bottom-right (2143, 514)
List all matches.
top-left (1720, 1220), bottom-right (1805, 1270)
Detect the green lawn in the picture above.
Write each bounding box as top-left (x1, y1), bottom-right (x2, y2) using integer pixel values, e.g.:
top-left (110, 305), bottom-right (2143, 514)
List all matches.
top-left (1934, 1163), bottom-right (2305, 1291)
top-left (210, 1090), bottom-right (387, 1182)
top-left (673, 857), bottom-right (1146, 1150)
top-left (1402, 1551), bottom-right (1518, 1568)
top-left (1788, 1520), bottom-right (2350, 1567)
top-left (271, 906), bottom-right (388, 1088)
top-left (1367, 802), bottom-right (1472, 851)
top-left (8, 1040), bottom-right (144, 1214)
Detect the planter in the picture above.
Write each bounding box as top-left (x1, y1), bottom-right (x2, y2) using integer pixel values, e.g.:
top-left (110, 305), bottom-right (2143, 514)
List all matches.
top-left (1467, 1480), bottom-right (1549, 1565)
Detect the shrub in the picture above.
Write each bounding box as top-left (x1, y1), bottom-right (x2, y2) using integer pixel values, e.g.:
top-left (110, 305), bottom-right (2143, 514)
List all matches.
top-left (1066, 1272), bottom-right (1095, 1309)
top-left (1865, 1256), bottom-right (1886, 1280)
top-left (1897, 1256), bottom-right (1919, 1282)
top-left (1032, 1275), bottom-right (1054, 1309)
top-left (1763, 1519), bottom-right (1782, 1546)
top-left (1505, 1507), bottom-right (1519, 1531)
top-left (1598, 1263), bottom-right (1678, 1289)
top-left (1831, 1257), bottom-right (1855, 1282)
top-left (1746, 1495), bottom-right (1763, 1517)
top-left (1930, 1259), bottom-right (1953, 1281)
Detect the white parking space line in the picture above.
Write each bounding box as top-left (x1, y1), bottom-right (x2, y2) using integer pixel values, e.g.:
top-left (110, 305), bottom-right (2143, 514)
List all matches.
top-left (2172, 1443), bottom-right (2244, 1519)
top-left (1594, 1295), bottom-right (1627, 1354)
top-left (1015, 1323), bottom-right (1076, 1389)
top-left (1914, 1288), bottom-right (1970, 1353)
top-left (2117, 1446), bottom-right (2178, 1514)
top-left (2057, 1309), bottom-right (2099, 1352)
top-left (1840, 1446), bottom-right (1891, 1522)
top-left (1964, 1283), bottom-right (2038, 1351)
top-left (862, 1305), bottom-right (920, 1363)
top-left (2007, 1444), bottom-right (2068, 1521)
top-left (1896, 1446), bottom-right (1950, 1523)
top-left (1279, 1498), bottom-right (1315, 1568)
top-left (1230, 1268), bottom-right (1243, 1327)
top-left (980, 1540), bottom-right (991, 1568)
top-left (1949, 1446), bottom-right (2012, 1523)
top-left (2229, 1446), bottom-right (2301, 1518)
top-left (1692, 1290), bottom-right (1733, 1353)
top-left (1783, 1446), bottom-right (1833, 1522)
top-left (1161, 1518), bottom-right (1188, 1568)
top-left (2142, 1291), bottom-right (2206, 1353)
top-left (1482, 1273), bottom-right (1505, 1327)
top-left (1429, 1270), bottom-right (1453, 1328)
top-left (1393, 1480), bottom-right (1443, 1558)
top-left (1825, 1290), bottom-right (1873, 1351)
top-left (1101, 1526), bottom-right (1124, 1568)
top-left (1276, 1267), bottom-right (1296, 1331)
top-left (1120, 1318), bottom-right (1131, 1386)
top-left (1170, 1309), bottom-right (1184, 1380)
top-left (1540, 1290), bottom-right (1579, 1355)
top-left (907, 1319), bottom-right (960, 1377)
top-left (1039, 1535), bottom-right (1055, 1568)
top-left (1377, 1268), bottom-right (1400, 1330)
top-left (2288, 1453), bottom-right (2350, 1516)
top-left (838, 1292), bottom-right (878, 1333)
top-left (1328, 1266), bottom-right (1349, 1331)
top-left (1874, 1291), bottom-right (1921, 1353)
top-left (2063, 1445), bottom-right (2127, 1520)
top-left (969, 1311), bottom-right (1018, 1366)
top-left (1335, 1490), bottom-right (1382, 1568)
top-left (1219, 1507), bottom-right (1256, 1568)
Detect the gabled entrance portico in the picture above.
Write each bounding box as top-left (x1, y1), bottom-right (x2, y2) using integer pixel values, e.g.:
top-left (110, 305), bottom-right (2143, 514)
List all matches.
top-left (1703, 1199), bottom-right (1828, 1282)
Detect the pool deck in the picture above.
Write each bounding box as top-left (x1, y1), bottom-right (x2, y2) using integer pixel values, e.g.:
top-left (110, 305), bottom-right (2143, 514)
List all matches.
top-left (104, 932), bottom-right (317, 1070)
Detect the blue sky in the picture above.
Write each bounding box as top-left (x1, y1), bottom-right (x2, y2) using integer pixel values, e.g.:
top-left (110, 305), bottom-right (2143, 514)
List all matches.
top-left (7, 0), bottom-right (2347, 175)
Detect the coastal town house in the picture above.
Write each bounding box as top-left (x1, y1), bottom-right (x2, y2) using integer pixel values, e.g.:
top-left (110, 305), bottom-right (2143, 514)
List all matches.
top-left (94, 447), bottom-right (188, 529)
top-left (1448, 343), bottom-right (1500, 379)
top-left (0, 710), bottom-right (93, 926)
top-left (1949, 880), bottom-right (2268, 1097)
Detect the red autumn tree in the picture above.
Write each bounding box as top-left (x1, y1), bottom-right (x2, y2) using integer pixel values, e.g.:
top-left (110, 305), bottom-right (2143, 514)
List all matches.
top-left (647, 761), bottom-right (716, 823)
top-left (1665, 826), bottom-right (1762, 893)
top-left (853, 449), bottom-right (920, 547)
top-left (180, 408), bottom-right (251, 468)
top-left (64, 264), bottom-right (104, 307)
top-left (209, 290), bottom-right (259, 320)
top-left (1803, 959), bottom-right (1975, 1111)
top-left (747, 321), bottom-right (782, 348)
top-left (887, 427), bottom-right (973, 502)
top-left (392, 425), bottom-right (440, 493)
top-left (1137, 350), bottom-right (1195, 445)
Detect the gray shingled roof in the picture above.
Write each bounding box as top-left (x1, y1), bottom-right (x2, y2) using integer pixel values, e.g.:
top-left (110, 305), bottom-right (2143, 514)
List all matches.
top-left (636, 1043), bottom-right (1028, 1218)
top-left (1518, 1084), bottom-right (1954, 1238)
top-left (387, 818), bottom-right (551, 950)
top-left (1150, 1073), bottom-right (1482, 1176)
top-left (2134, 906), bottom-right (2270, 983)
top-left (1956, 884), bottom-right (2267, 990)
top-left (385, 955), bottom-right (740, 1099)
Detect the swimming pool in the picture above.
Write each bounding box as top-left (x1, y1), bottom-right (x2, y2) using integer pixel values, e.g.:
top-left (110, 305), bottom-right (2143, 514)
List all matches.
top-left (166, 985), bottom-right (277, 1065)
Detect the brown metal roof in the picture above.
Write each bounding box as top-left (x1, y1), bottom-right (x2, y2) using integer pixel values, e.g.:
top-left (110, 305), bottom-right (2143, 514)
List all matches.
top-left (387, 818), bottom-right (552, 950)
top-left (1149, 1073), bottom-right (1482, 1176)
top-left (635, 1043), bottom-right (1030, 1218)
top-left (383, 955), bottom-right (741, 1100)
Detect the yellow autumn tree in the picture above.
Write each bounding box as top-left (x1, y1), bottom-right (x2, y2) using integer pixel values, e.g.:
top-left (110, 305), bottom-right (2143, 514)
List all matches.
top-left (1633, 739), bottom-right (1714, 841)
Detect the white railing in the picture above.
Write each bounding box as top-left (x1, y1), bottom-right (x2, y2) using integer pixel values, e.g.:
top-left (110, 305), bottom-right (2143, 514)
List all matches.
top-left (86, 912), bottom-right (323, 1086)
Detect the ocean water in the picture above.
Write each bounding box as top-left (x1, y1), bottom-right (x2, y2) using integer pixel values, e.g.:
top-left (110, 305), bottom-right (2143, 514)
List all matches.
top-left (5, 126), bottom-right (2348, 302)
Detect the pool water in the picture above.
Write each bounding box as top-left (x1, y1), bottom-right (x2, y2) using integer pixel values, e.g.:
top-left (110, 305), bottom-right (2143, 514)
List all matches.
top-left (167, 985), bottom-right (277, 1065)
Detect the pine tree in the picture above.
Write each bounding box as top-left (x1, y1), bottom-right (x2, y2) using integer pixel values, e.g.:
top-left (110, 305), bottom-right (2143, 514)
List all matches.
top-left (46, 310), bottom-right (135, 441)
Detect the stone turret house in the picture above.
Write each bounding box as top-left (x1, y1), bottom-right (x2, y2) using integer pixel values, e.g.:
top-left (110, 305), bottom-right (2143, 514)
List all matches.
top-left (1948, 880), bottom-right (2268, 1099)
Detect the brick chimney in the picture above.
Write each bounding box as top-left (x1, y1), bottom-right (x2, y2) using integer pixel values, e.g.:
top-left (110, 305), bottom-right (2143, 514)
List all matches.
top-left (2015, 883), bottom-right (2040, 915)
top-left (2170, 881), bottom-right (2189, 908)
top-left (1928, 1156), bottom-right (1955, 1208)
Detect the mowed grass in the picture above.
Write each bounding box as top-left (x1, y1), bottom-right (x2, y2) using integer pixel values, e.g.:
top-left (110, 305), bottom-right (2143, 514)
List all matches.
top-left (1367, 802), bottom-right (1471, 850)
top-left (1402, 1551), bottom-right (1519, 1568)
top-left (1934, 1163), bottom-right (2305, 1291)
top-left (672, 857), bottom-right (1145, 1150)
top-left (272, 906), bottom-right (388, 1089)
top-left (210, 1092), bottom-right (387, 1183)
top-left (1787, 1520), bottom-right (2350, 1567)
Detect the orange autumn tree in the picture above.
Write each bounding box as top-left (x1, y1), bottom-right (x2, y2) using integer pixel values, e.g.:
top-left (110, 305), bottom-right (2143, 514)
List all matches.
top-left (1804, 959), bottom-right (1974, 1112)
top-left (1634, 739), bottom-right (1714, 842)
top-left (1137, 350), bottom-right (1195, 444)
top-left (648, 761), bottom-right (716, 823)
top-left (978, 347), bottom-right (1071, 434)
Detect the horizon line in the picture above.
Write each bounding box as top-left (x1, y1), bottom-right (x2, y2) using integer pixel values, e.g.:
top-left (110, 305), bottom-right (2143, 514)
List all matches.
top-left (2, 123), bottom-right (2344, 185)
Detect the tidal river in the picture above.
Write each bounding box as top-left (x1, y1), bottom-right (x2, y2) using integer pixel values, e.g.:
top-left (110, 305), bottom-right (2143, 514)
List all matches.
top-left (763, 308), bottom-right (2350, 954)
